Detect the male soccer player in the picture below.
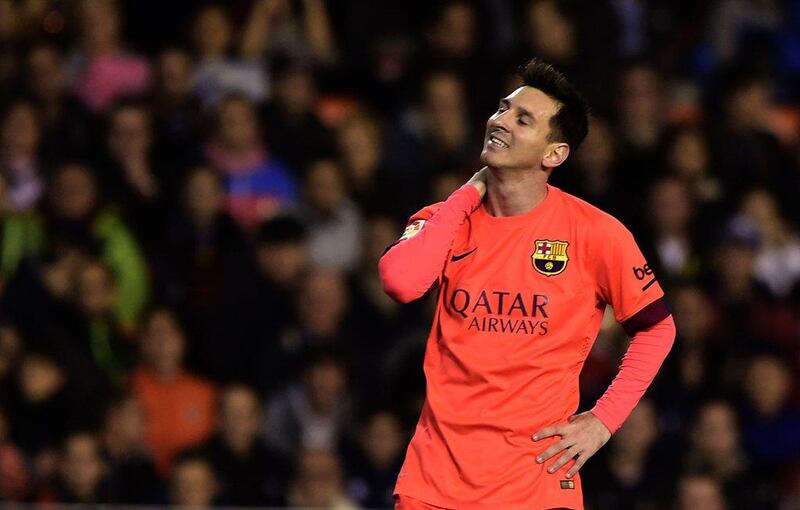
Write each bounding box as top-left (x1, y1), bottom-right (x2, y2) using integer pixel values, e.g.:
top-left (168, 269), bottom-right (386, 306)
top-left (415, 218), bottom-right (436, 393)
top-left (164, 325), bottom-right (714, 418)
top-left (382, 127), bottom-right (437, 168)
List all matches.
top-left (378, 58), bottom-right (676, 510)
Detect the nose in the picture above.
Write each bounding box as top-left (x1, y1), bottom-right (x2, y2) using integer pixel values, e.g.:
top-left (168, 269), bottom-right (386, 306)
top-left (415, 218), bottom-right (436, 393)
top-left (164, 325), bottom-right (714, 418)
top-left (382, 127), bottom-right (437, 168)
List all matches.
top-left (488, 113), bottom-right (510, 134)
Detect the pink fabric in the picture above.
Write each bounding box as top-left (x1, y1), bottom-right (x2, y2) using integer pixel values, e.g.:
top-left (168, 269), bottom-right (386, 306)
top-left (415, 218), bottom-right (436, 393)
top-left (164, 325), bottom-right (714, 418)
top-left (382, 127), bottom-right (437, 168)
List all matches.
top-left (591, 314), bottom-right (676, 433)
top-left (73, 53), bottom-right (151, 112)
top-left (378, 184), bottom-right (482, 303)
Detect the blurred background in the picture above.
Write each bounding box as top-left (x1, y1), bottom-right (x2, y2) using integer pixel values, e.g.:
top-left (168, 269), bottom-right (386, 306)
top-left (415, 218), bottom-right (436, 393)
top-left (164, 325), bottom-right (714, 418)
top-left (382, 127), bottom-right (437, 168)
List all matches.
top-left (0, 0), bottom-right (798, 508)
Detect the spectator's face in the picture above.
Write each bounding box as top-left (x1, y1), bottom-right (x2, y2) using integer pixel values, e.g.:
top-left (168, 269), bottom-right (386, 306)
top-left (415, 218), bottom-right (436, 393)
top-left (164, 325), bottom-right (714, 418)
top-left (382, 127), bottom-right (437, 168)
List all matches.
top-left (78, 0), bottom-right (120, 50)
top-left (256, 241), bottom-right (307, 287)
top-left (1, 102), bottom-right (40, 155)
top-left (678, 476), bottom-right (726, 510)
top-left (107, 107), bottom-right (152, 161)
top-left (77, 263), bottom-right (116, 316)
top-left (526, 0), bottom-right (576, 61)
top-left (170, 459), bottom-right (217, 508)
top-left (50, 164), bottom-right (98, 221)
top-left (726, 81), bottom-right (769, 130)
top-left (19, 353), bottom-right (64, 403)
top-left (104, 398), bottom-right (145, 451)
top-left (618, 66), bottom-right (662, 127)
top-left (648, 178), bottom-right (692, 234)
top-left (298, 270), bottom-right (348, 337)
top-left (27, 45), bottom-right (66, 101)
top-left (158, 49), bottom-right (193, 99)
top-left (337, 117), bottom-right (380, 182)
top-left (668, 129), bottom-right (709, 178)
top-left (192, 6), bottom-right (232, 58)
top-left (745, 357), bottom-right (790, 418)
top-left (305, 361), bottom-right (346, 414)
top-left (59, 434), bottom-right (105, 502)
top-left (217, 99), bottom-right (258, 152)
top-left (693, 403), bottom-right (739, 458)
top-left (0, 324), bottom-right (21, 380)
top-left (219, 387), bottom-right (261, 451)
top-left (305, 159), bottom-right (345, 216)
top-left (274, 68), bottom-right (315, 116)
top-left (362, 412), bottom-right (403, 469)
top-left (428, 2), bottom-right (476, 59)
top-left (142, 310), bottom-right (186, 377)
top-left (575, 119), bottom-right (614, 176)
top-left (0, 0), bottom-right (17, 39)
top-left (183, 168), bottom-right (223, 225)
top-left (613, 400), bottom-right (657, 456)
top-left (673, 286), bottom-right (713, 345)
top-left (741, 189), bottom-right (781, 239)
top-left (293, 450), bottom-right (345, 507)
top-left (424, 72), bottom-right (466, 124)
top-left (481, 86), bottom-right (562, 172)
top-left (715, 243), bottom-right (756, 291)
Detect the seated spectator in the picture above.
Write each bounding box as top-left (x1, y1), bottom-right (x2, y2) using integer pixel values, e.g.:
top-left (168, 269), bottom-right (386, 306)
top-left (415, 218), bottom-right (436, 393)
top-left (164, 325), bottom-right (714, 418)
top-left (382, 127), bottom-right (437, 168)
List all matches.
top-left (205, 93), bottom-right (296, 231)
top-left (0, 172), bottom-right (43, 281)
top-left (199, 384), bottom-right (288, 506)
top-left (25, 42), bottom-right (93, 161)
top-left (265, 348), bottom-right (352, 458)
top-left (287, 448), bottom-right (360, 510)
top-left (45, 161), bottom-right (150, 332)
top-left (741, 355), bottom-right (800, 469)
top-left (738, 188), bottom-right (800, 299)
top-left (298, 157), bottom-right (363, 271)
top-left (130, 307), bottom-right (216, 475)
top-left (101, 394), bottom-right (162, 504)
top-left (344, 408), bottom-right (405, 509)
top-left (675, 473), bottom-right (727, 510)
top-left (0, 406), bottom-right (29, 501)
top-left (169, 452), bottom-right (219, 509)
top-left (583, 399), bottom-right (669, 509)
top-left (7, 350), bottom-right (74, 457)
top-left (0, 99), bottom-right (44, 213)
top-left (261, 56), bottom-right (334, 175)
top-left (69, 0), bottom-right (151, 113)
top-left (39, 431), bottom-right (109, 504)
top-left (190, 4), bottom-right (268, 107)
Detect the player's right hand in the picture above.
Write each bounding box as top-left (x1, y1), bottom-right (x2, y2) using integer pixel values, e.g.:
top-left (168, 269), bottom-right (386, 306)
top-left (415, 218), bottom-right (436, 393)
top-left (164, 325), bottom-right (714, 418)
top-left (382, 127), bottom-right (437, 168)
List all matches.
top-left (467, 167), bottom-right (490, 198)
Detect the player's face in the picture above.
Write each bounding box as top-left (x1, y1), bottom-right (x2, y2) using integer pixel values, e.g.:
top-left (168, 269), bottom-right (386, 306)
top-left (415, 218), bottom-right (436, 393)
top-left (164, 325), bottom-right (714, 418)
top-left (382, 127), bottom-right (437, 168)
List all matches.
top-left (481, 86), bottom-right (563, 171)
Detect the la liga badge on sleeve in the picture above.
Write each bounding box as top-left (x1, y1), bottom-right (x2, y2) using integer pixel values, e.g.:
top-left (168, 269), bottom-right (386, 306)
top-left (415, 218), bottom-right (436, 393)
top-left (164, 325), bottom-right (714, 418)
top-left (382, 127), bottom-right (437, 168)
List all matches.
top-left (532, 240), bottom-right (569, 276)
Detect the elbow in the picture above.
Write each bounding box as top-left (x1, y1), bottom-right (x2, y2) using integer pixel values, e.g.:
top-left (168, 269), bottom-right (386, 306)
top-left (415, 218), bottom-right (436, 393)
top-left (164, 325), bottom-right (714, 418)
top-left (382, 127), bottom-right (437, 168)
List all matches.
top-left (378, 254), bottom-right (420, 304)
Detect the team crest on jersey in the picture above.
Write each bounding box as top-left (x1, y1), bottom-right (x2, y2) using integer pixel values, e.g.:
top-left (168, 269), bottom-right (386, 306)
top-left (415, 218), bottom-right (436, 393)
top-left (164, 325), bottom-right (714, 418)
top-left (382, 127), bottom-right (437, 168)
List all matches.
top-left (532, 240), bottom-right (569, 276)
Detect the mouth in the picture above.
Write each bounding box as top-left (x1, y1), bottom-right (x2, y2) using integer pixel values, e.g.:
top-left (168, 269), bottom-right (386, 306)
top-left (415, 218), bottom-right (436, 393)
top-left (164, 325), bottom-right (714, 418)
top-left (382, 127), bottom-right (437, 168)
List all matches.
top-left (487, 134), bottom-right (510, 149)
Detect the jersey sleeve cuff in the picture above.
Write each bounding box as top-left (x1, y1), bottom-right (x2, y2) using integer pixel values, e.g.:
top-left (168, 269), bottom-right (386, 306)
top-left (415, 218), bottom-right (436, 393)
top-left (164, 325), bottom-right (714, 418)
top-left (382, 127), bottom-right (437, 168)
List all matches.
top-left (620, 297), bottom-right (671, 337)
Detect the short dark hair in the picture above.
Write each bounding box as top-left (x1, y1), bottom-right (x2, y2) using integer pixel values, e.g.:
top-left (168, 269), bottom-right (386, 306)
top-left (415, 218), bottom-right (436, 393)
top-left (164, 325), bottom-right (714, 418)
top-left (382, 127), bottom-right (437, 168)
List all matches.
top-left (518, 58), bottom-right (590, 151)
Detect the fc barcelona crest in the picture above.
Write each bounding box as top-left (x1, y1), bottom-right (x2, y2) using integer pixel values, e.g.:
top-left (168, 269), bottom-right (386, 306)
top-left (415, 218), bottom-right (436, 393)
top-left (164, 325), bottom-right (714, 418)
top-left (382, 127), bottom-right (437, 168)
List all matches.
top-left (532, 240), bottom-right (569, 276)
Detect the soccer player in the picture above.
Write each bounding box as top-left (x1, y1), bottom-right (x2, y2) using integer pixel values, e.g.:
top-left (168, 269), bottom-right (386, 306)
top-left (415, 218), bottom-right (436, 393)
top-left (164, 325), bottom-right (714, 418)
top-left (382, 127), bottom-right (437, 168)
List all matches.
top-left (378, 58), bottom-right (676, 510)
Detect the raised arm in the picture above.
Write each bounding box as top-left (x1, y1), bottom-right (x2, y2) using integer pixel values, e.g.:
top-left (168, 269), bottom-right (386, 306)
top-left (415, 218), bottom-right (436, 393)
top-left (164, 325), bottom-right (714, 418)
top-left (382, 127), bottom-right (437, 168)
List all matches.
top-left (378, 169), bottom-right (487, 303)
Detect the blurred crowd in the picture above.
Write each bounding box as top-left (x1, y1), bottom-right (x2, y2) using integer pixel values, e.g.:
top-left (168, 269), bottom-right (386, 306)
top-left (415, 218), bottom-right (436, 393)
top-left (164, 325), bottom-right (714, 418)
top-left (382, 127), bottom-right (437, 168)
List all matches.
top-left (0, 0), bottom-right (799, 509)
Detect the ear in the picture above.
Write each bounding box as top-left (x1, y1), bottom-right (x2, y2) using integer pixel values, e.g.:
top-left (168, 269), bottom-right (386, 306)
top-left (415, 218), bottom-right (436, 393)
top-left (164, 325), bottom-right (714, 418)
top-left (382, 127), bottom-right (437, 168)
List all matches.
top-left (542, 143), bottom-right (570, 169)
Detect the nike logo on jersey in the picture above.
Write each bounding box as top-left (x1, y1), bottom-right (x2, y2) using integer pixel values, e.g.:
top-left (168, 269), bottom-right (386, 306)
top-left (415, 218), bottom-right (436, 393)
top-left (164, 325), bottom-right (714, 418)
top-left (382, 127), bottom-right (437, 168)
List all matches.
top-left (451, 247), bottom-right (478, 262)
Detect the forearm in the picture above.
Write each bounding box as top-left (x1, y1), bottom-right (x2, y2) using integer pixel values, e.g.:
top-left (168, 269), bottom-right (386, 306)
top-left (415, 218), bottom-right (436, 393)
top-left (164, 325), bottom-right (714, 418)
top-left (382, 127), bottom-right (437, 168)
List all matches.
top-left (591, 313), bottom-right (676, 433)
top-left (378, 184), bottom-right (481, 303)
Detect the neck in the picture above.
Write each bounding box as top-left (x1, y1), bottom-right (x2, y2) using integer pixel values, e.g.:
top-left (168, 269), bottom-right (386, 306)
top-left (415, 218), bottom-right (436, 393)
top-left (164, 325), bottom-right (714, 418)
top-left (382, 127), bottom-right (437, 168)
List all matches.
top-left (484, 167), bottom-right (549, 217)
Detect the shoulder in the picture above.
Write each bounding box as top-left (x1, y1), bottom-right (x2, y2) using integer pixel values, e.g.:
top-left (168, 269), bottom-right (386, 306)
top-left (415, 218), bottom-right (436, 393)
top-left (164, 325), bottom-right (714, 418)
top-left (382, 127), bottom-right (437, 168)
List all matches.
top-left (554, 187), bottom-right (632, 239)
top-left (408, 201), bottom-right (445, 222)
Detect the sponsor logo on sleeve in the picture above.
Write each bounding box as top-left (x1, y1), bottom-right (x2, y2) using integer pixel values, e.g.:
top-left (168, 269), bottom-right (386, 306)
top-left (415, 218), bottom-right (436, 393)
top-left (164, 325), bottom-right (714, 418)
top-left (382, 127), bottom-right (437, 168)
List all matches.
top-left (399, 219), bottom-right (425, 240)
top-left (632, 263), bottom-right (657, 290)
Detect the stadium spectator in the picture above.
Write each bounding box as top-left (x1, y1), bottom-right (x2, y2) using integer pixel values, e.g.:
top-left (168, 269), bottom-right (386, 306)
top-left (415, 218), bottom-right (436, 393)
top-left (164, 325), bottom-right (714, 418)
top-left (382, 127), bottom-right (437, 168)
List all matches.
top-left (265, 348), bottom-right (352, 458)
top-left (131, 307), bottom-right (216, 475)
top-left (675, 473), bottom-right (728, 510)
top-left (0, 405), bottom-right (29, 501)
top-left (101, 394), bottom-right (162, 504)
top-left (287, 448), bottom-right (360, 509)
top-left (40, 431), bottom-right (109, 504)
top-left (299, 157), bottom-right (363, 271)
top-left (169, 452), bottom-right (219, 508)
top-left (205, 93), bottom-right (297, 231)
top-left (199, 384), bottom-right (288, 506)
top-left (0, 99), bottom-right (44, 213)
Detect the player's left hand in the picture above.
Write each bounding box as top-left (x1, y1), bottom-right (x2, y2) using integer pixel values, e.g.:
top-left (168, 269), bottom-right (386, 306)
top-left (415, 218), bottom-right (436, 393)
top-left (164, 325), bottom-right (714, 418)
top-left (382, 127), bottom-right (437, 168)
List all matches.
top-left (531, 411), bottom-right (611, 478)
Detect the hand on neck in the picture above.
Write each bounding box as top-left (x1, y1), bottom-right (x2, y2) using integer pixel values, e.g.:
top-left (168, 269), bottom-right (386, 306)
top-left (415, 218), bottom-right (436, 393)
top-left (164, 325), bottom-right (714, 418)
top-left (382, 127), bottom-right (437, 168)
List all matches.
top-left (484, 166), bottom-right (550, 217)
